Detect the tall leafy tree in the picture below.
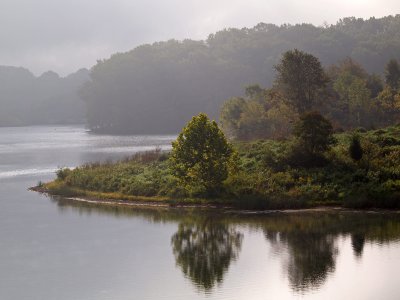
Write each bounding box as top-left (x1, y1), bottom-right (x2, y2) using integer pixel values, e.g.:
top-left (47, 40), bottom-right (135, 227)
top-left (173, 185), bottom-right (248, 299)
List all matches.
top-left (275, 49), bottom-right (328, 113)
top-left (220, 97), bottom-right (247, 138)
top-left (170, 113), bottom-right (235, 195)
top-left (244, 84), bottom-right (266, 104)
top-left (332, 65), bottom-right (373, 128)
top-left (377, 86), bottom-right (400, 123)
top-left (236, 101), bottom-right (269, 140)
top-left (366, 74), bottom-right (383, 98)
top-left (347, 78), bottom-right (373, 127)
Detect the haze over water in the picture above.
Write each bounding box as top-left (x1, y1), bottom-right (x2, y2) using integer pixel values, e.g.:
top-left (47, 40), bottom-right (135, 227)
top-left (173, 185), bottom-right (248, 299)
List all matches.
top-left (1, 126), bottom-right (400, 299)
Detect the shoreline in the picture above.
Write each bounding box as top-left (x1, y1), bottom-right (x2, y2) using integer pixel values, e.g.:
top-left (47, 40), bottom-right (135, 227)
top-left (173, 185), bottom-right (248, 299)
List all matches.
top-left (29, 185), bottom-right (232, 209)
top-left (30, 186), bottom-right (400, 214)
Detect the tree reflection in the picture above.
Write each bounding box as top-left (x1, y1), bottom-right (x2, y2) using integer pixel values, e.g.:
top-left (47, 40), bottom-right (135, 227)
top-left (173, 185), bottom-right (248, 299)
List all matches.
top-left (47, 195), bottom-right (400, 294)
top-left (280, 232), bottom-right (338, 291)
top-left (171, 219), bottom-right (243, 291)
top-left (263, 213), bottom-right (342, 293)
top-left (351, 233), bottom-right (365, 258)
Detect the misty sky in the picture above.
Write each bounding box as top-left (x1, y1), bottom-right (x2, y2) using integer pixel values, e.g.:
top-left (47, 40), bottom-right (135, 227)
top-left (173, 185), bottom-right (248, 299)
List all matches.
top-left (1, 0), bottom-right (398, 76)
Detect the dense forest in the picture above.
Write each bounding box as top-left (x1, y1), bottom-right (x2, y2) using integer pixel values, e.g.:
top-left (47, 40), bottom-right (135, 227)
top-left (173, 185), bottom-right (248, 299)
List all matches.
top-left (0, 67), bottom-right (88, 126)
top-left (220, 52), bottom-right (400, 140)
top-left (82, 15), bottom-right (400, 134)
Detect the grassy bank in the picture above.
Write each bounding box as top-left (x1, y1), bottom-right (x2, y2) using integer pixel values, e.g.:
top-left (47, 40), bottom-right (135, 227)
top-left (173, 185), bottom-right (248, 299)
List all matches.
top-left (36, 125), bottom-right (400, 210)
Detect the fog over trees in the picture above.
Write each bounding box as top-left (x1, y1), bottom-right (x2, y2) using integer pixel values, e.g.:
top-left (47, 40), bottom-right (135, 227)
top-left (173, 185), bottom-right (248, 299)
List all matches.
top-left (82, 15), bottom-right (400, 134)
top-left (0, 67), bottom-right (88, 126)
top-left (2, 15), bottom-right (400, 132)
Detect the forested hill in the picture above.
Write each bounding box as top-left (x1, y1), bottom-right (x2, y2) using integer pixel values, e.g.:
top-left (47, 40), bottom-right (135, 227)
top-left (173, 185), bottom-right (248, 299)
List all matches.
top-left (0, 67), bottom-right (89, 127)
top-left (82, 15), bottom-right (400, 134)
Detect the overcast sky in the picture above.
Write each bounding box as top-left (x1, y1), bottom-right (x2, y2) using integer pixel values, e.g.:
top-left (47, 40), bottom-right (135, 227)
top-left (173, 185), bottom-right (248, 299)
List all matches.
top-left (0, 0), bottom-right (398, 76)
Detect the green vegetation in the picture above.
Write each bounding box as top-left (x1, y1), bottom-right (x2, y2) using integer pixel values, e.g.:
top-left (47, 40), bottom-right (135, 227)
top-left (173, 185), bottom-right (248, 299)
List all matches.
top-left (385, 59), bottom-right (400, 90)
top-left (32, 17), bottom-right (400, 209)
top-left (220, 51), bottom-right (400, 140)
top-left (39, 123), bottom-right (400, 210)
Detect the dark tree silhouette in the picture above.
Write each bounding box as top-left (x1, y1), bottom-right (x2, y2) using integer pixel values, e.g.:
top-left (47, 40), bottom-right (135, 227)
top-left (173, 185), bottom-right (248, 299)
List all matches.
top-left (351, 233), bottom-right (366, 258)
top-left (293, 111), bottom-right (335, 155)
top-left (275, 49), bottom-right (328, 113)
top-left (349, 134), bottom-right (363, 162)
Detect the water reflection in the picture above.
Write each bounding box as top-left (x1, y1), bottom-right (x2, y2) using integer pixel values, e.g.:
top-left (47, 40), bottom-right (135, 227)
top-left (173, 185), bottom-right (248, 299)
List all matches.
top-left (171, 218), bottom-right (243, 291)
top-left (48, 196), bottom-right (400, 295)
top-left (278, 232), bottom-right (337, 291)
top-left (260, 212), bottom-right (400, 292)
top-left (351, 233), bottom-right (366, 257)
top-left (54, 197), bottom-right (243, 291)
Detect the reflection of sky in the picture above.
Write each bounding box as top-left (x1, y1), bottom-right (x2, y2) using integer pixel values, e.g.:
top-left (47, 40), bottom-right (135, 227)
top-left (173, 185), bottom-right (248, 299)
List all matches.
top-left (0, 125), bottom-right (175, 180)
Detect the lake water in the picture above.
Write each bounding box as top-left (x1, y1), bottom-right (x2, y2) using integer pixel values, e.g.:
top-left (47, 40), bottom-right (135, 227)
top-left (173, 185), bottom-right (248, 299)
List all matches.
top-left (1, 126), bottom-right (400, 300)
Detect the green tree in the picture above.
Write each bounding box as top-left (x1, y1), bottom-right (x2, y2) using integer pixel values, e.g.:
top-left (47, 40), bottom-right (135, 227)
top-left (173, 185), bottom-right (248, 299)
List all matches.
top-left (347, 77), bottom-right (373, 127)
top-left (236, 101), bottom-right (269, 140)
top-left (366, 74), bottom-right (383, 98)
top-left (275, 49), bottom-right (328, 113)
top-left (220, 97), bottom-right (247, 138)
top-left (170, 113), bottom-right (235, 195)
top-left (385, 59), bottom-right (400, 90)
top-left (293, 111), bottom-right (335, 155)
top-left (245, 84), bottom-right (266, 104)
top-left (377, 86), bottom-right (400, 124)
top-left (220, 87), bottom-right (296, 141)
top-left (349, 134), bottom-right (363, 162)
top-left (333, 71), bottom-right (373, 127)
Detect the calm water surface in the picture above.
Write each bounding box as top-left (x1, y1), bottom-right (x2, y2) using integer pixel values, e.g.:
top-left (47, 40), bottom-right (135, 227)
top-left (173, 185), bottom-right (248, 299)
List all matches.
top-left (1, 126), bottom-right (400, 300)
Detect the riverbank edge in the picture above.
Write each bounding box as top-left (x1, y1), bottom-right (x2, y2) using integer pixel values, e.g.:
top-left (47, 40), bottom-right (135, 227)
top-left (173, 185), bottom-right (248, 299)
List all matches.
top-left (31, 183), bottom-right (400, 213)
top-left (29, 184), bottom-right (236, 209)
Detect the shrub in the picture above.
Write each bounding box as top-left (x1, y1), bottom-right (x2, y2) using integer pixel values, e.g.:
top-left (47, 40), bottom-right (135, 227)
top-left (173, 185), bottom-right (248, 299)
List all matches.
top-left (56, 168), bottom-right (72, 181)
top-left (286, 143), bottom-right (329, 168)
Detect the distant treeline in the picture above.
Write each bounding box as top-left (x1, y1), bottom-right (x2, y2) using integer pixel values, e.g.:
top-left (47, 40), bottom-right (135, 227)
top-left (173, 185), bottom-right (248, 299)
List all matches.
top-left (82, 15), bottom-right (400, 134)
top-left (0, 67), bottom-right (88, 127)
